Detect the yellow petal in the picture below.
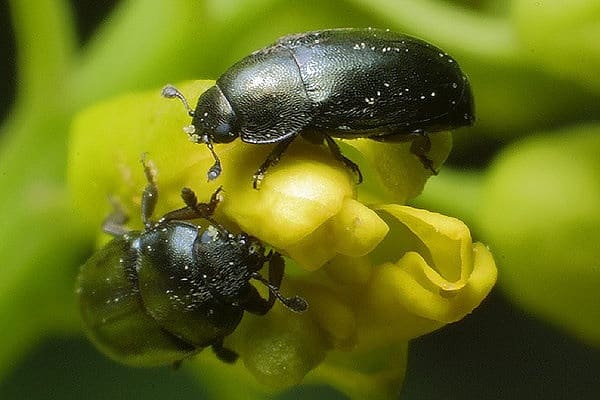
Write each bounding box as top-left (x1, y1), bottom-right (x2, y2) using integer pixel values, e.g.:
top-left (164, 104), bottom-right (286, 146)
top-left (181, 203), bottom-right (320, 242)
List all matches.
top-left (350, 132), bottom-right (453, 204)
top-left (285, 198), bottom-right (389, 270)
top-left (358, 205), bottom-right (496, 339)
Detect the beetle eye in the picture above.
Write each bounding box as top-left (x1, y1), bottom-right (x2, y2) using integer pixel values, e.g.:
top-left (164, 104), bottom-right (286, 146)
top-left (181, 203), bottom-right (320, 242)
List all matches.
top-left (215, 122), bottom-right (230, 134)
top-left (212, 123), bottom-right (237, 143)
top-left (245, 238), bottom-right (263, 255)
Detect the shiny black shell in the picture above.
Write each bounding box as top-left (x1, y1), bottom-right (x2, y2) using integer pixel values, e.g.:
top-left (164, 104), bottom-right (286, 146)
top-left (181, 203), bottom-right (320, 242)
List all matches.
top-left (77, 221), bottom-right (264, 366)
top-left (199, 28), bottom-right (474, 144)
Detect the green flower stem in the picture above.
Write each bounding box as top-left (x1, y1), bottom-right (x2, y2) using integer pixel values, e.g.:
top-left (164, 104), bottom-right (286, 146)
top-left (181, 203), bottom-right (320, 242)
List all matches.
top-left (347, 0), bottom-right (520, 64)
top-left (7, 0), bottom-right (75, 110)
top-left (68, 0), bottom-right (282, 108)
top-left (410, 168), bottom-right (484, 231)
top-left (67, 0), bottom-right (201, 107)
top-left (1, 0), bottom-right (75, 194)
top-left (0, 0), bottom-right (83, 380)
top-left (0, 204), bottom-right (89, 379)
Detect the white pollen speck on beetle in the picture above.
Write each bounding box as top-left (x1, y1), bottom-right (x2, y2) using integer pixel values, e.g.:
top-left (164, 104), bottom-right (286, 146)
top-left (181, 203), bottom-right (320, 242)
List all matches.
top-left (206, 225), bottom-right (219, 241)
top-left (383, 82), bottom-right (390, 87)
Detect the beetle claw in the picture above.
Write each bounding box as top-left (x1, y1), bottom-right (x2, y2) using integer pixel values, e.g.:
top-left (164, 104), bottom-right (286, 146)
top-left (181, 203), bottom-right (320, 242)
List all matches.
top-left (252, 173), bottom-right (264, 190)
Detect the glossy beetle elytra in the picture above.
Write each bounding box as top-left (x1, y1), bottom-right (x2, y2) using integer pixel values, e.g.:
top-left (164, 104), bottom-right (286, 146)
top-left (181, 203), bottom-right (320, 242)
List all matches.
top-left (76, 160), bottom-right (307, 366)
top-left (163, 28), bottom-right (474, 188)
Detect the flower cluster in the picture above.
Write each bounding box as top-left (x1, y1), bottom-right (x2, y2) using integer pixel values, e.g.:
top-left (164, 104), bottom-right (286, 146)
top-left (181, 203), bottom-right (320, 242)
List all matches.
top-left (68, 81), bottom-right (497, 399)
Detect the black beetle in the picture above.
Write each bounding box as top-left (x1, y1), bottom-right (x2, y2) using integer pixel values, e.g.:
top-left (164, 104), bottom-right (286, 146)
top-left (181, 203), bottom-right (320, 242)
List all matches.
top-left (163, 28), bottom-right (474, 188)
top-left (76, 159), bottom-right (307, 366)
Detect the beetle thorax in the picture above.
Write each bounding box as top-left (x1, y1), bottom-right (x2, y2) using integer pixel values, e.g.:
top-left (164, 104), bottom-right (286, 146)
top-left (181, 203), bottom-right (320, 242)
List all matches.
top-left (191, 85), bottom-right (238, 144)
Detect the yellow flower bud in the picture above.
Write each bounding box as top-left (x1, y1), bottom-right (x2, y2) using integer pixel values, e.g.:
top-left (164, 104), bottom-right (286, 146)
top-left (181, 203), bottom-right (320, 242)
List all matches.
top-left (68, 82), bottom-right (496, 398)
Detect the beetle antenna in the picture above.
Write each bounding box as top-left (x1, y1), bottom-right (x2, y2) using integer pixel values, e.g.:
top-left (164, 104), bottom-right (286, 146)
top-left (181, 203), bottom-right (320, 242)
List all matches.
top-left (203, 139), bottom-right (222, 181)
top-left (251, 273), bottom-right (308, 313)
top-left (162, 84), bottom-right (195, 117)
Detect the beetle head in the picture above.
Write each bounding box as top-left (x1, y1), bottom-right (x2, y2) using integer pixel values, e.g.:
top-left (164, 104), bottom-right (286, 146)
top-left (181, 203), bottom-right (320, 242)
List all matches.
top-left (220, 232), bottom-right (265, 273)
top-left (162, 84), bottom-right (238, 181)
top-left (191, 86), bottom-right (238, 144)
top-left (191, 86), bottom-right (239, 180)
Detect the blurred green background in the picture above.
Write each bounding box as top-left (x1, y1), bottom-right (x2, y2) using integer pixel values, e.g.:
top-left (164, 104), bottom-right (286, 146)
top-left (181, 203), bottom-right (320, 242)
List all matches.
top-left (1, 0), bottom-right (599, 399)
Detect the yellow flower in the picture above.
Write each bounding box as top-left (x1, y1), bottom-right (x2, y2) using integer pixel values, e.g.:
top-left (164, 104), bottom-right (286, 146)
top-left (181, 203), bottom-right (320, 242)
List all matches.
top-left (68, 81), bottom-right (496, 399)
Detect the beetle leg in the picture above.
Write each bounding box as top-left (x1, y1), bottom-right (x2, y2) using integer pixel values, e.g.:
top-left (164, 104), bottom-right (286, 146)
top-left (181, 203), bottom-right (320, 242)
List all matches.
top-left (253, 137), bottom-right (295, 189)
top-left (102, 156), bottom-right (158, 235)
top-left (323, 135), bottom-right (363, 184)
top-left (247, 252), bottom-right (308, 314)
top-left (372, 131), bottom-right (439, 175)
top-left (265, 251), bottom-right (307, 312)
top-left (241, 285), bottom-right (272, 315)
top-left (211, 338), bottom-right (239, 363)
top-left (409, 133), bottom-right (438, 175)
top-left (241, 252), bottom-right (282, 315)
top-left (102, 196), bottom-right (130, 236)
top-left (140, 156), bottom-right (159, 228)
top-left (204, 141), bottom-right (222, 182)
top-left (159, 186), bottom-right (223, 223)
